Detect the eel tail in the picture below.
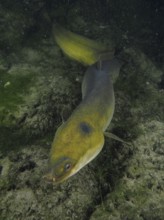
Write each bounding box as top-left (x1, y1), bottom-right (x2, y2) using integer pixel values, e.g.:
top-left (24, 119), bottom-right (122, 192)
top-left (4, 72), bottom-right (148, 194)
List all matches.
top-left (52, 23), bottom-right (114, 65)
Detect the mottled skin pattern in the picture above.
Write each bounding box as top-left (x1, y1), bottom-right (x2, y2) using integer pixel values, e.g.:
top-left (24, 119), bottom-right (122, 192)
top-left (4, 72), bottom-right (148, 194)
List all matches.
top-left (45, 59), bottom-right (121, 183)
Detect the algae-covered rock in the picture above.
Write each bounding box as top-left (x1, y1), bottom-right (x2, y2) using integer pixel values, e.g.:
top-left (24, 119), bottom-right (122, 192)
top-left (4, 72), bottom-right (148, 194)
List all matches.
top-left (0, 0), bottom-right (47, 50)
top-left (0, 42), bottom-right (81, 154)
top-left (90, 121), bottom-right (164, 220)
top-left (0, 122), bottom-right (163, 220)
top-left (0, 145), bottom-right (99, 220)
top-left (0, 157), bottom-right (12, 190)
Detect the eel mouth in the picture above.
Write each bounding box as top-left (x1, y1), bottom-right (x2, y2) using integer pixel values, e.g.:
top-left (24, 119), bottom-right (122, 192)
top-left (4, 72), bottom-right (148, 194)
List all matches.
top-left (43, 171), bottom-right (70, 184)
top-left (43, 173), bottom-right (56, 183)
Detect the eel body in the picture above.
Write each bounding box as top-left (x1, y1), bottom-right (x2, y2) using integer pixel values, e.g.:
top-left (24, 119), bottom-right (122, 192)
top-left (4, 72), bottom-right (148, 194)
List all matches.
top-left (46, 59), bottom-right (120, 183)
top-left (45, 25), bottom-right (121, 183)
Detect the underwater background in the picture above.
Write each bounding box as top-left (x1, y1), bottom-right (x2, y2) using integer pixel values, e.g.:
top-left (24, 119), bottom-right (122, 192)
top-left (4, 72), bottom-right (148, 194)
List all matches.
top-left (0, 0), bottom-right (164, 219)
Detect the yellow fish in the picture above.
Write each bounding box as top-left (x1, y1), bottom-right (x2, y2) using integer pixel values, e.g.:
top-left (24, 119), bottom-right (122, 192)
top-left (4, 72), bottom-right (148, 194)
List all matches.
top-left (44, 25), bottom-right (121, 183)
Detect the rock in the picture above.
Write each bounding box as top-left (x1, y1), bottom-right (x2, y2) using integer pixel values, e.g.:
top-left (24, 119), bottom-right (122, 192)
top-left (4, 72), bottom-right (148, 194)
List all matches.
top-left (0, 157), bottom-right (12, 190)
top-left (0, 146), bottom-right (99, 220)
top-left (90, 121), bottom-right (164, 220)
top-left (0, 0), bottom-right (46, 50)
top-left (0, 43), bottom-right (80, 154)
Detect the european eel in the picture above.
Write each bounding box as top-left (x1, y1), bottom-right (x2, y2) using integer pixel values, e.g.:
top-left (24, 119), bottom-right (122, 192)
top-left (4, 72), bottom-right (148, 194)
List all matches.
top-left (44, 25), bottom-right (121, 183)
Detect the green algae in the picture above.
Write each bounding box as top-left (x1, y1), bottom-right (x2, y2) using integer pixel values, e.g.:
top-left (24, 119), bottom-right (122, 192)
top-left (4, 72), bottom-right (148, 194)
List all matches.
top-left (0, 65), bottom-right (41, 154)
top-left (0, 44), bottom-right (80, 155)
top-left (0, 70), bottom-right (35, 126)
top-left (0, 67), bottom-right (38, 154)
top-left (0, 69), bottom-right (35, 111)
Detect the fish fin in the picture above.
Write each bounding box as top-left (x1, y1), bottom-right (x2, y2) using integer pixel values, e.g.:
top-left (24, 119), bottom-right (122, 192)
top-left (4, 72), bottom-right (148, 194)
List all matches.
top-left (104, 132), bottom-right (130, 145)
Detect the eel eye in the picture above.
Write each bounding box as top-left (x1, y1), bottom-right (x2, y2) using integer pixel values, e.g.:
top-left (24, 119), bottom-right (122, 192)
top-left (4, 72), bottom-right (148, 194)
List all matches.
top-left (65, 163), bottom-right (71, 171)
